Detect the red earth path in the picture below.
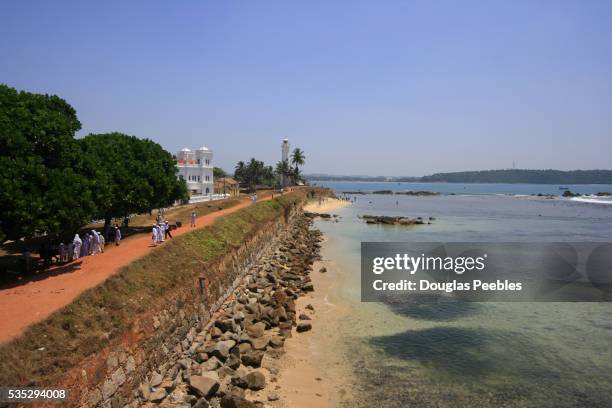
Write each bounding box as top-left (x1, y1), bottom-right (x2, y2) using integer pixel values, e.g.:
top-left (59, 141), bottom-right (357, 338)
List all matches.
top-left (0, 195), bottom-right (273, 344)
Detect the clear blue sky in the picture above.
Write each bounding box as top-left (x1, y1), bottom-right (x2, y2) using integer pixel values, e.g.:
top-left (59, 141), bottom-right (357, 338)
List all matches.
top-left (1, 0), bottom-right (611, 176)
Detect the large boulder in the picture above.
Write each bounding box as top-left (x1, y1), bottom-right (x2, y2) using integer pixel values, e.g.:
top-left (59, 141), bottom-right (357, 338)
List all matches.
top-left (241, 350), bottom-right (264, 367)
top-left (189, 375), bottom-right (220, 399)
top-left (244, 371), bottom-right (265, 390)
top-left (220, 395), bottom-right (257, 408)
top-left (200, 356), bottom-right (221, 371)
top-left (297, 323), bottom-right (312, 333)
top-left (211, 340), bottom-right (236, 361)
top-left (245, 322), bottom-right (266, 338)
top-left (250, 337), bottom-right (269, 351)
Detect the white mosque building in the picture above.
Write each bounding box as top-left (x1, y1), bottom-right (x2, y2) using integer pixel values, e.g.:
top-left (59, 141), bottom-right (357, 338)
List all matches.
top-left (176, 146), bottom-right (214, 196)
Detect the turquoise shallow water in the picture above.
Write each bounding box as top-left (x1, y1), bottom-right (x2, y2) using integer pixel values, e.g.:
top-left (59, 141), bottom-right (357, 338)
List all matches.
top-left (314, 189), bottom-right (612, 407)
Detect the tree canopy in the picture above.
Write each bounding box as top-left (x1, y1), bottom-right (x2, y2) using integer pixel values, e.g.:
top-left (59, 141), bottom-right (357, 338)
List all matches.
top-left (0, 85), bottom-right (188, 242)
top-left (0, 84), bottom-right (96, 242)
top-left (78, 132), bottom-right (187, 226)
top-left (234, 158), bottom-right (275, 191)
top-left (213, 167), bottom-right (227, 179)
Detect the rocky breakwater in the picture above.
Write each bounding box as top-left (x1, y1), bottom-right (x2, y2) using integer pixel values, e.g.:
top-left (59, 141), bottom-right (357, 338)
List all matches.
top-left (359, 214), bottom-right (435, 225)
top-left (136, 215), bottom-right (323, 408)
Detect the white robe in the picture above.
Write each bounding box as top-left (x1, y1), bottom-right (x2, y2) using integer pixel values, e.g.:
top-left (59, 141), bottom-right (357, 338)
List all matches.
top-left (73, 234), bottom-right (82, 259)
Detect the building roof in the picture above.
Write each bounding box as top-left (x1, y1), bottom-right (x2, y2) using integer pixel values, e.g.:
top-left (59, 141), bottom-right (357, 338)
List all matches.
top-left (214, 177), bottom-right (239, 186)
top-left (180, 147), bottom-right (191, 152)
top-left (197, 146), bottom-right (209, 151)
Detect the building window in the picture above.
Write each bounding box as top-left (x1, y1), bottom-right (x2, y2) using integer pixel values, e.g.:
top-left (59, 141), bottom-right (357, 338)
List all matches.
top-left (205, 187), bottom-right (210, 194)
top-left (205, 159), bottom-right (210, 165)
top-left (205, 175), bottom-right (210, 181)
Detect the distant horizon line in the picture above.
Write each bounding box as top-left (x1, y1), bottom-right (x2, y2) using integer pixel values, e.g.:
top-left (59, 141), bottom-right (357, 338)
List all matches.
top-left (304, 168), bottom-right (612, 179)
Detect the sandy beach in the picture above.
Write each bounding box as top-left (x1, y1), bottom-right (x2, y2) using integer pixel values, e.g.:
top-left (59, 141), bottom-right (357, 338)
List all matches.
top-left (272, 231), bottom-right (356, 408)
top-left (303, 197), bottom-right (351, 214)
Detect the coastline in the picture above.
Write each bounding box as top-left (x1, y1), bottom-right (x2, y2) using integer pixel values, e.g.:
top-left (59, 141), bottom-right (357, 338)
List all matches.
top-left (303, 197), bottom-right (351, 213)
top-left (274, 216), bottom-right (355, 407)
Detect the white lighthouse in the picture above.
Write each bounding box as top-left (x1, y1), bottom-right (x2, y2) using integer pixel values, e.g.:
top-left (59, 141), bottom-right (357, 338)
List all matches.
top-left (281, 138), bottom-right (290, 187)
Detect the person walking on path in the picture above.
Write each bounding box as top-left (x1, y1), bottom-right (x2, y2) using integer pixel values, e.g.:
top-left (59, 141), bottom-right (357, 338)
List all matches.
top-left (190, 209), bottom-right (197, 228)
top-left (151, 224), bottom-right (158, 246)
top-left (90, 230), bottom-right (100, 255)
top-left (157, 222), bottom-right (165, 243)
top-left (72, 234), bottom-right (82, 260)
top-left (164, 221), bottom-right (173, 239)
top-left (114, 225), bottom-right (121, 246)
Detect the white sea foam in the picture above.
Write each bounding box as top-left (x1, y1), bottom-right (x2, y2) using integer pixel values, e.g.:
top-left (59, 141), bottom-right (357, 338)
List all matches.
top-left (569, 196), bottom-right (612, 205)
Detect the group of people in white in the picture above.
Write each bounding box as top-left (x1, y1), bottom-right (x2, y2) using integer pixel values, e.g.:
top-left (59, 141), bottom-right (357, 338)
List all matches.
top-left (58, 225), bottom-right (122, 264)
top-left (151, 220), bottom-right (173, 246)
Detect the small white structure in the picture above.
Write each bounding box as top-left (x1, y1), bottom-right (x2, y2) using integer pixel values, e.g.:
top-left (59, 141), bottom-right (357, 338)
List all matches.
top-left (176, 146), bottom-right (214, 196)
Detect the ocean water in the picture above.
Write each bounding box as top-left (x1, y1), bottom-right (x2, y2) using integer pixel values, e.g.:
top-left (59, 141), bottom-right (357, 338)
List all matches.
top-left (313, 180), bottom-right (612, 198)
top-left (314, 185), bottom-right (612, 407)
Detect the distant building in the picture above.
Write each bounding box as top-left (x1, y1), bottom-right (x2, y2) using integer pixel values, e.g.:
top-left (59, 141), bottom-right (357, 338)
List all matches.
top-left (214, 177), bottom-right (239, 197)
top-left (281, 138), bottom-right (290, 187)
top-left (176, 146), bottom-right (214, 196)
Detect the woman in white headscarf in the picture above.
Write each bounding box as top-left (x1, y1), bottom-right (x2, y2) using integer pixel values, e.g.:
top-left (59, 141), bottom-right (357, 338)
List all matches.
top-left (73, 234), bottom-right (82, 260)
top-left (90, 230), bottom-right (100, 255)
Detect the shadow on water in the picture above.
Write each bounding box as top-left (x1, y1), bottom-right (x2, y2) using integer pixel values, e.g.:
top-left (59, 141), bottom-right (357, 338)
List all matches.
top-left (382, 293), bottom-right (482, 321)
top-left (369, 326), bottom-right (499, 376)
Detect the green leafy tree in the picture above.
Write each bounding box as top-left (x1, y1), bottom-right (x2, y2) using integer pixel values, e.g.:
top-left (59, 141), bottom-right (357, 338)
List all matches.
top-left (78, 133), bottom-right (187, 228)
top-left (234, 158), bottom-right (275, 191)
top-left (0, 85), bottom-right (96, 242)
top-left (213, 167), bottom-right (227, 179)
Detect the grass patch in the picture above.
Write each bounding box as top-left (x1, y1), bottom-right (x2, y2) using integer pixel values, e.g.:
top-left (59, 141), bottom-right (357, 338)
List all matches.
top-left (0, 190), bottom-right (307, 387)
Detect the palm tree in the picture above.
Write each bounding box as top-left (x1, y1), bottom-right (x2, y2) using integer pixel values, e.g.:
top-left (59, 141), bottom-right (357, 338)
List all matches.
top-left (291, 148), bottom-right (305, 174)
top-left (234, 161), bottom-right (246, 181)
top-left (275, 160), bottom-right (291, 187)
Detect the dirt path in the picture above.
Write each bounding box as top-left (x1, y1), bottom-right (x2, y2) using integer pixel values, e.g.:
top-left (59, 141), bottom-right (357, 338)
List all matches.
top-left (0, 195), bottom-right (272, 344)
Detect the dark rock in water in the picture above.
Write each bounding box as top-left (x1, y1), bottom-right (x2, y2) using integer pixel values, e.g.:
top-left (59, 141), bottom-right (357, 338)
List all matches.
top-left (304, 212), bottom-right (331, 219)
top-left (299, 313), bottom-right (311, 320)
top-left (305, 304), bottom-right (315, 311)
top-left (302, 283), bottom-right (314, 292)
top-left (319, 266), bottom-right (327, 273)
top-left (372, 190), bottom-right (394, 194)
top-left (189, 375), bottom-right (220, 399)
top-left (562, 190), bottom-right (581, 197)
top-left (360, 215), bottom-right (428, 226)
top-left (297, 323), bottom-right (312, 332)
top-left (220, 395), bottom-right (258, 408)
top-left (268, 392), bottom-right (280, 401)
top-left (397, 191), bottom-right (439, 196)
